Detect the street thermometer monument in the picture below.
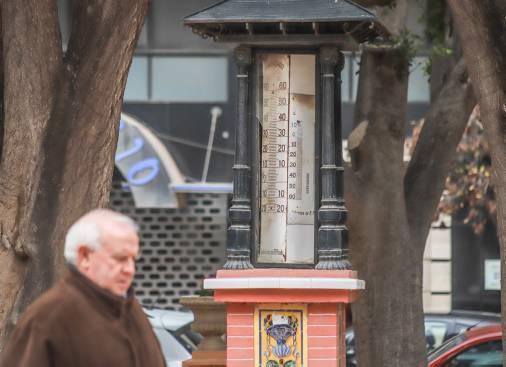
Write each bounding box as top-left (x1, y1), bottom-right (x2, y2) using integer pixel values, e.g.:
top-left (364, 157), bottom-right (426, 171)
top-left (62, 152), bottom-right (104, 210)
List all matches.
top-left (185, 1), bottom-right (384, 366)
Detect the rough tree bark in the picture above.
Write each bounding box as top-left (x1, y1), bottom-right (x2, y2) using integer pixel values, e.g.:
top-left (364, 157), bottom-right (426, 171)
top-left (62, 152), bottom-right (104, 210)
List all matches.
top-left (0, 9), bottom-right (3, 165)
top-left (447, 0), bottom-right (506, 360)
top-left (0, 0), bottom-right (149, 353)
top-left (346, 45), bottom-right (475, 367)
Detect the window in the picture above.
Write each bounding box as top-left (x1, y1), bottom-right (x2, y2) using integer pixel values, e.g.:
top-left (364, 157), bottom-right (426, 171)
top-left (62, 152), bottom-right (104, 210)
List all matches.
top-left (341, 54), bottom-right (357, 103)
top-left (124, 56), bottom-right (149, 100)
top-left (341, 54), bottom-right (430, 103)
top-left (408, 57), bottom-right (430, 102)
top-left (57, 0), bottom-right (72, 48)
top-left (124, 55), bottom-right (229, 103)
top-left (137, 19), bottom-right (149, 49)
top-left (444, 341), bottom-right (502, 367)
top-left (425, 321), bottom-right (448, 351)
top-left (152, 57), bottom-right (228, 102)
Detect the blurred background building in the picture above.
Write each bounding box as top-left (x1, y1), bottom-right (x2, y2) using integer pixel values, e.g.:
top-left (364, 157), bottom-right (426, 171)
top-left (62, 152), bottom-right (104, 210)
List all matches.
top-left (57, 0), bottom-right (499, 313)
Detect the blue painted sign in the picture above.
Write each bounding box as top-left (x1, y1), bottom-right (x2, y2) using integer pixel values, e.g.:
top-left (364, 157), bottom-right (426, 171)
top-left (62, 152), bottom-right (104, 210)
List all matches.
top-left (115, 113), bottom-right (184, 208)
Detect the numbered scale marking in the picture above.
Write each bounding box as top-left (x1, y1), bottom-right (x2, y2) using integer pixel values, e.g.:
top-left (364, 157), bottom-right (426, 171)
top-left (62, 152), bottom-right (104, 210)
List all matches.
top-left (259, 54), bottom-right (316, 264)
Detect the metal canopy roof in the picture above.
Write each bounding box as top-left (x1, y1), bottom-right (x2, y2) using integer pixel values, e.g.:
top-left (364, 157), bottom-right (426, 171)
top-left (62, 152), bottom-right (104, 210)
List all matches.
top-left (184, 0), bottom-right (387, 45)
top-left (185, 0), bottom-right (375, 23)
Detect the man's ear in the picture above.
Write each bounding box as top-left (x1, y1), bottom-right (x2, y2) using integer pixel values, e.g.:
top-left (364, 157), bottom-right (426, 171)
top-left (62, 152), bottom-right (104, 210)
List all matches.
top-left (76, 246), bottom-right (91, 271)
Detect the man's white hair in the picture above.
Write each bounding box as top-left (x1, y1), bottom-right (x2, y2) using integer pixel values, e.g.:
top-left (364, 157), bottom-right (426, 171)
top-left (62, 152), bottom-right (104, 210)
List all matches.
top-left (64, 209), bottom-right (138, 265)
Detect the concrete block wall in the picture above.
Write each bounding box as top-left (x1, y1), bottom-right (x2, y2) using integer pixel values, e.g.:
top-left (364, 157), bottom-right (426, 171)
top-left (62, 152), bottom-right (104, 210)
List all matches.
top-left (423, 216), bottom-right (452, 313)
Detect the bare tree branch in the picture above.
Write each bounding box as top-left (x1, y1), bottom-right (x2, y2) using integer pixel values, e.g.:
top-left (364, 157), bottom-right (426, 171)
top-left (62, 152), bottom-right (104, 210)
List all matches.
top-left (404, 58), bottom-right (475, 245)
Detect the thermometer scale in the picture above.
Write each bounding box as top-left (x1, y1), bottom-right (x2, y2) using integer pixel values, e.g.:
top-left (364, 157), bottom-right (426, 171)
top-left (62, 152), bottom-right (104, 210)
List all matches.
top-left (258, 53), bottom-right (316, 264)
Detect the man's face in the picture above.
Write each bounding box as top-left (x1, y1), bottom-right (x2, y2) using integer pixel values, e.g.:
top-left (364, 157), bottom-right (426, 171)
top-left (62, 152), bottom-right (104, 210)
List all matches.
top-left (77, 223), bottom-right (139, 296)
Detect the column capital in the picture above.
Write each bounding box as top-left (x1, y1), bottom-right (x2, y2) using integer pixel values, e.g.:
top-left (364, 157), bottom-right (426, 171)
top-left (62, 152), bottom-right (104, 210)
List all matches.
top-left (319, 46), bottom-right (344, 71)
top-left (234, 46), bottom-right (252, 66)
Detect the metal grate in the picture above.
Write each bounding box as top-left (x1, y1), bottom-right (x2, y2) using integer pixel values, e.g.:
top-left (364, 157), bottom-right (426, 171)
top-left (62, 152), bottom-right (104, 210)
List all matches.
top-left (109, 177), bottom-right (228, 309)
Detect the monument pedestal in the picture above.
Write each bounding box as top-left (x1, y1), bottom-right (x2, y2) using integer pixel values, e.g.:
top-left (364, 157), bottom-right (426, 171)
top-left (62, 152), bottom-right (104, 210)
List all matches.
top-left (204, 269), bottom-right (364, 367)
top-left (183, 351), bottom-right (227, 367)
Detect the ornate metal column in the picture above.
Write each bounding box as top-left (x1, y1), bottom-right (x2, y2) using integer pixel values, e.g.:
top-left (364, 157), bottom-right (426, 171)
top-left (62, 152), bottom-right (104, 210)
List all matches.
top-left (316, 46), bottom-right (351, 270)
top-left (223, 47), bottom-right (254, 269)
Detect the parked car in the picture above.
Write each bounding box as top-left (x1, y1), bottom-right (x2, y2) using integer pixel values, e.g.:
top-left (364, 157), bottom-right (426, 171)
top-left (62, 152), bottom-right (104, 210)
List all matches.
top-left (424, 310), bottom-right (501, 352)
top-left (428, 324), bottom-right (502, 366)
top-left (144, 308), bottom-right (202, 367)
top-left (345, 310), bottom-right (501, 367)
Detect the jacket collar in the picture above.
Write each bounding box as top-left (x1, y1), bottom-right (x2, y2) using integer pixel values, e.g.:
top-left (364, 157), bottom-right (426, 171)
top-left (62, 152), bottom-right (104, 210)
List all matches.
top-left (64, 264), bottom-right (134, 319)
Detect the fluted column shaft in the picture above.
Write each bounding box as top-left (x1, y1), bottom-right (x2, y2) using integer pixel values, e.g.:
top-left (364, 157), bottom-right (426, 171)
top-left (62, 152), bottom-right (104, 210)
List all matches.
top-left (224, 47), bottom-right (254, 269)
top-left (316, 46), bottom-right (351, 270)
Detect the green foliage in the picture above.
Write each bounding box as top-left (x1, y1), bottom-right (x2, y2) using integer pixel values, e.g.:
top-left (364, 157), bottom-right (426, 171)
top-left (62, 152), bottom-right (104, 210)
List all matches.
top-left (422, 44), bottom-right (453, 77)
top-left (357, 0), bottom-right (450, 78)
top-left (421, 0), bottom-right (453, 78)
top-left (425, 0), bottom-right (447, 44)
top-left (196, 289), bottom-right (214, 296)
top-left (389, 29), bottom-right (421, 70)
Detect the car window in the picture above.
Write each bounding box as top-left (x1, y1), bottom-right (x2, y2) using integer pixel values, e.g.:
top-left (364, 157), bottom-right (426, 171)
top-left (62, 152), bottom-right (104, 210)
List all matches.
top-left (153, 328), bottom-right (192, 363)
top-left (428, 334), bottom-right (467, 362)
top-left (443, 340), bottom-right (502, 367)
top-left (425, 321), bottom-right (449, 351)
top-left (173, 325), bottom-right (202, 352)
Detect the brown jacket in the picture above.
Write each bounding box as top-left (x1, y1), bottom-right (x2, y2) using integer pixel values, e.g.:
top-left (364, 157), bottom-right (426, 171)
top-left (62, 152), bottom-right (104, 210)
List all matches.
top-left (1, 267), bottom-right (166, 367)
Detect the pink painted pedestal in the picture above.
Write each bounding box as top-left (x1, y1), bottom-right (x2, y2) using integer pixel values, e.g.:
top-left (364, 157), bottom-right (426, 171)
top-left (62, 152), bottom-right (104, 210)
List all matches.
top-left (204, 269), bottom-right (364, 367)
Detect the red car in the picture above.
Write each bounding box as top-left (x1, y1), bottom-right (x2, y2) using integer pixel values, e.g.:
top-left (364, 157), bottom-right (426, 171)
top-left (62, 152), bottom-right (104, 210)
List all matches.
top-left (428, 324), bottom-right (502, 366)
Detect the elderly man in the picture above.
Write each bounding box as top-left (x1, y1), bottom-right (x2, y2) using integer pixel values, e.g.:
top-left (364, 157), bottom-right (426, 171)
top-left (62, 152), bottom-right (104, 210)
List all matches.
top-left (1, 209), bottom-right (166, 367)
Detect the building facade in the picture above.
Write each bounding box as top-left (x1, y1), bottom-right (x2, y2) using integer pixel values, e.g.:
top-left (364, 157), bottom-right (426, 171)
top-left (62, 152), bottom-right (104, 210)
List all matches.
top-left (57, 0), bottom-right (500, 313)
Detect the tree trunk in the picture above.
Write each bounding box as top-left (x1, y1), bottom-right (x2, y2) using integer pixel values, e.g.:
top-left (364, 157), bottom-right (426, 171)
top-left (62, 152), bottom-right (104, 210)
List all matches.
top-left (347, 46), bottom-right (427, 367)
top-left (0, 7), bottom-right (3, 164)
top-left (346, 47), bottom-right (475, 366)
top-left (447, 0), bottom-right (506, 360)
top-left (0, 0), bottom-right (148, 353)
